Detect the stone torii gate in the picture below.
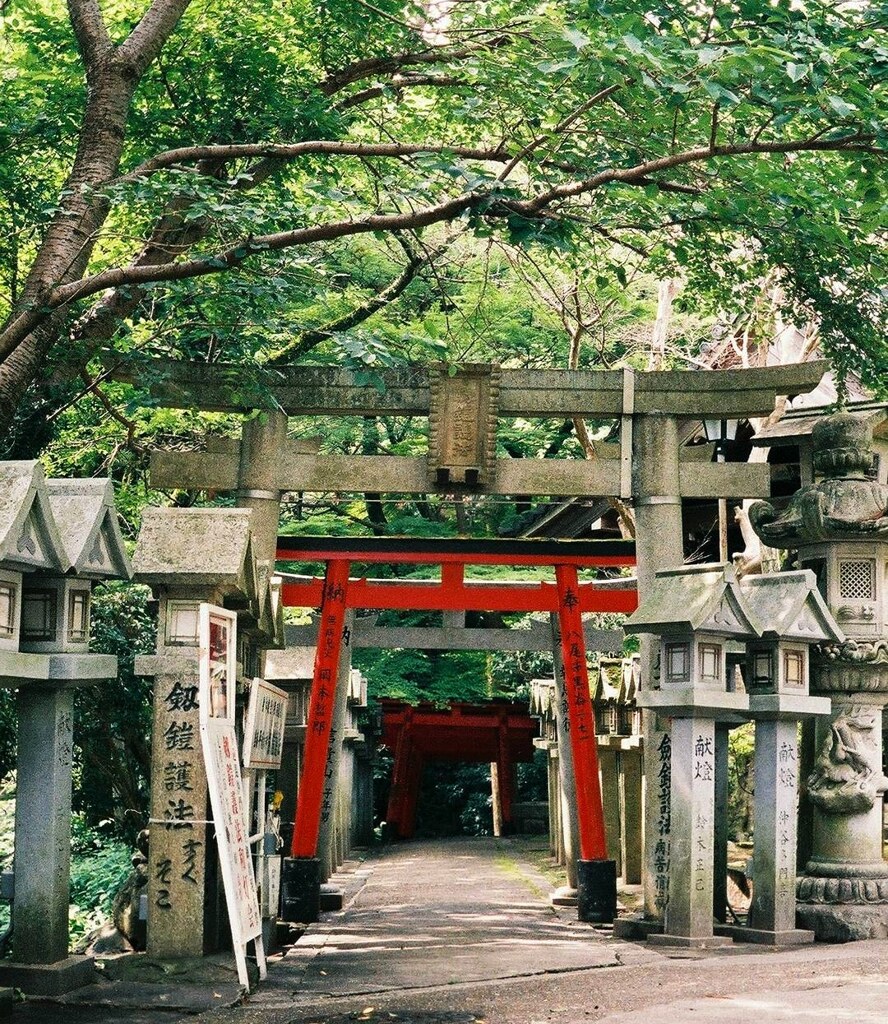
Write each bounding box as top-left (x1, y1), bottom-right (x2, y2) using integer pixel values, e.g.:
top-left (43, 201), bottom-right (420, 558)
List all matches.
top-left (128, 356), bottom-right (827, 927)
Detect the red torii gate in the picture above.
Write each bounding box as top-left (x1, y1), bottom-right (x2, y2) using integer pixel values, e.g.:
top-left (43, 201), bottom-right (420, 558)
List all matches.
top-left (276, 536), bottom-right (637, 921)
top-left (379, 699), bottom-right (539, 839)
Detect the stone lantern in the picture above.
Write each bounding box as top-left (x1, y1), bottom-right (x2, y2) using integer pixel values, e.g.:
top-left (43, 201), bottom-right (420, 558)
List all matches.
top-left (0, 470), bottom-right (130, 995)
top-left (750, 411), bottom-right (888, 940)
top-left (728, 570), bottom-right (840, 945)
top-left (627, 563), bottom-right (758, 948)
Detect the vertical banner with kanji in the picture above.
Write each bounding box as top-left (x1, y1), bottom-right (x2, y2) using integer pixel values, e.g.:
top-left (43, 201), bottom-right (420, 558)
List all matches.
top-left (555, 564), bottom-right (608, 861)
top-left (291, 559), bottom-right (351, 857)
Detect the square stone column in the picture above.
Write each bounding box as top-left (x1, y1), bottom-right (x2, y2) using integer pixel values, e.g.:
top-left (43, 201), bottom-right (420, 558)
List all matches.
top-left (649, 718), bottom-right (731, 948)
top-left (12, 686), bottom-right (75, 965)
top-left (748, 719), bottom-right (812, 941)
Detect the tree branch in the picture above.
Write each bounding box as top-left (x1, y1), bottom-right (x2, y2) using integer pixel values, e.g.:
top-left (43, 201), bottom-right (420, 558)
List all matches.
top-left (0, 131), bottom-right (876, 362)
top-left (66, 0), bottom-right (111, 71)
top-left (115, 140), bottom-right (509, 185)
top-left (118, 0), bottom-right (194, 76)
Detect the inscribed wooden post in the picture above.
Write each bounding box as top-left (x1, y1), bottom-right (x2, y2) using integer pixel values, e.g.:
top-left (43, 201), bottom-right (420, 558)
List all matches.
top-left (554, 564), bottom-right (607, 861)
top-left (291, 560), bottom-right (350, 857)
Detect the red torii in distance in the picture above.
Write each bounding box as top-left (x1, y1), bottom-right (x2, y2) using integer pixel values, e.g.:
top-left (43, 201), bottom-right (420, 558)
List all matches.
top-left (379, 699), bottom-right (539, 839)
top-left (276, 536), bottom-right (637, 915)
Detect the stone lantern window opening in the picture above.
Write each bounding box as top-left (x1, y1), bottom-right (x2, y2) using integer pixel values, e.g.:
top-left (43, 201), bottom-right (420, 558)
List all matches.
top-left (66, 588), bottom-right (90, 644)
top-left (751, 648), bottom-right (773, 691)
top-left (166, 599), bottom-right (200, 645)
top-left (664, 640), bottom-right (690, 684)
top-left (21, 587), bottom-right (57, 643)
top-left (0, 577), bottom-right (17, 640)
top-left (698, 642), bottom-right (722, 684)
top-left (781, 647), bottom-right (805, 690)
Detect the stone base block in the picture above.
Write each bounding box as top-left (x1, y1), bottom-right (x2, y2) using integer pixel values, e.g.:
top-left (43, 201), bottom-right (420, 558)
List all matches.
top-left (280, 857), bottom-right (320, 924)
top-left (551, 885), bottom-right (578, 908)
top-left (715, 923), bottom-right (815, 946)
top-left (0, 987), bottom-right (12, 1018)
top-left (319, 884), bottom-right (344, 912)
top-left (577, 859), bottom-right (617, 924)
top-left (612, 914), bottom-right (663, 940)
top-left (796, 902), bottom-right (888, 942)
top-left (648, 932), bottom-right (733, 949)
top-left (0, 956), bottom-right (96, 996)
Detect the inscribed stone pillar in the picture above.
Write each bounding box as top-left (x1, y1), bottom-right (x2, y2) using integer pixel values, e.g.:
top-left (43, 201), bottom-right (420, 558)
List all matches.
top-left (648, 718), bottom-right (729, 947)
top-left (619, 744), bottom-right (644, 886)
top-left (551, 614), bottom-right (580, 892)
top-left (633, 414), bottom-right (684, 921)
top-left (12, 687), bottom-right (74, 965)
top-left (145, 643), bottom-right (211, 957)
top-left (749, 719), bottom-right (801, 935)
top-left (598, 745), bottom-right (622, 876)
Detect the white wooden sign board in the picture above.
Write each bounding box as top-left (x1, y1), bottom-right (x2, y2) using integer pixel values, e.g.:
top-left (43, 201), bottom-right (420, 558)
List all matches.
top-left (198, 604), bottom-right (266, 990)
top-left (243, 678), bottom-right (287, 770)
top-left (198, 603), bottom-right (237, 724)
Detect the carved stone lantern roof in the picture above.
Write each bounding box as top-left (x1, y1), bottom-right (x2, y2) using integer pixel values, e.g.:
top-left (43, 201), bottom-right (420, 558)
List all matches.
top-left (739, 569), bottom-right (844, 645)
top-left (626, 562), bottom-right (761, 639)
top-left (750, 412), bottom-right (888, 546)
top-left (45, 479), bottom-right (132, 580)
top-left (0, 462), bottom-right (67, 573)
top-left (132, 507), bottom-right (258, 604)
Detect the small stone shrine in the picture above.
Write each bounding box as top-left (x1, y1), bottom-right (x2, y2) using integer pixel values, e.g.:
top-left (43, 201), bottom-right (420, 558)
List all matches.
top-left (627, 564), bottom-right (757, 948)
top-left (0, 465), bottom-right (130, 995)
top-left (750, 411), bottom-right (888, 940)
top-left (132, 507), bottom-right (283, 959)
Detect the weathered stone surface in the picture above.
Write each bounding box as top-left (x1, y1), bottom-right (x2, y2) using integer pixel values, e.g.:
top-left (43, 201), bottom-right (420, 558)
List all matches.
top-left (132, 507), bottom-right (255, 590)
top-left (44, 479), bottom-right (131, 579)
top-left (796, 903), bottom-right (888, 942)
top-left (0, 461), bottom-right (67, 572)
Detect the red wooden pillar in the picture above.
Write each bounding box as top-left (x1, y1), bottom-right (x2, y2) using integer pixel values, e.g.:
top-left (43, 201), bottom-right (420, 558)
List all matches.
top-left (291, 559), bottom-right (351, 857)
top-left (495, 721), bottom-right (515, 833)
top-left (401, 746), bottom-right (424, 839)
top-left (386, 711), bottom-right (414, 834)
top-left (554, 564), bottom-right (608, 862)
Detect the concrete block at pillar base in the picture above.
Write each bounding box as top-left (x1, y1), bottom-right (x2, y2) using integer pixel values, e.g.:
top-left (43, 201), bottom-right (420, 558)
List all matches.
top-left (319, 884), bottom-right (344, 912)
top-left (577, 859), bottom-right (617, 924)
top-left (0, 987), bottom-right (12, 1018)
top-left (638, 689), bottom-right (749, 722)
top-left (551, 885), bottom-right (578, 908)
top-left (280, 857), bottom-right (320, 924)
top-left (714, 923), bottom-right (814, 946)
top-left (796, 903), bottom-right (888, 942)
top-left (0, 956), bottom-right (96, 996)
top-left (612, 914), bottom-right (663, 940)
top-left (648, 932), bottom-right (733, 949)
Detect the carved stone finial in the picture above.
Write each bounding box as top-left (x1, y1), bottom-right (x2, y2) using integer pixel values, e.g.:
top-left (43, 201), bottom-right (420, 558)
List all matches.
top-left (748, 412), bottom-right (888, 547)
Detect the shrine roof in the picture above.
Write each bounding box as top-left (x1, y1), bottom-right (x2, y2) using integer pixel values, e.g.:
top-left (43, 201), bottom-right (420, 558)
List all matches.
top-left (739, 569), bottom-right (843, 644)
top-left (752, 401), bottom-right (888, 447)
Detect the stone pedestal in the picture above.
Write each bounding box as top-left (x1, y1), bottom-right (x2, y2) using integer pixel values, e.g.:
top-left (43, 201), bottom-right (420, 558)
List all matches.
top-left (796, 679), bottom-right (888, 941)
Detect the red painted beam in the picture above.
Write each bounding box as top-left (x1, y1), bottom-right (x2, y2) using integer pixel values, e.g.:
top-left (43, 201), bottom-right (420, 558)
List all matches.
top-left (281, 578), bottom-right (637, 614)
top-left (555, 564), bottom-right (609, 862)
top-left (291, 560), bottom-right (350, 858)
